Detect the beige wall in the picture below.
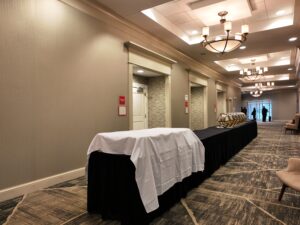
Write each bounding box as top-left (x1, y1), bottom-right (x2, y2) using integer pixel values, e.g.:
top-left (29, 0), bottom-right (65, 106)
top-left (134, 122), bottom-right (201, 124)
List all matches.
top-left (191, 87), bottom-right (204, 130)
top-left (0, 0), bottom-right (131, 189)
top-left (242, 90), bottom-right (297, 120)
top-left (207, 79), bottom-right (218, 126)
top-left (227, 85), bottom-right (242, 112)
top-left (0, 0), bottom-right (241, 190)
top-left (171, 64), bottom-right (190, 128)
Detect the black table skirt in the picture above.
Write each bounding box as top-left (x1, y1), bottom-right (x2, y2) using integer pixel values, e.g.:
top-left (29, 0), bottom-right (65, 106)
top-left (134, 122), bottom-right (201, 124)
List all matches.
top-left (88, 120), bottom-right (257, 225)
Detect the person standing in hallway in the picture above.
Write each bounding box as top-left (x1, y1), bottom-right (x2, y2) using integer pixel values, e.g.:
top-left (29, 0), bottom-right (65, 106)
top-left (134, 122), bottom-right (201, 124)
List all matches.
top-left (262, 106), bottom-right (268, 122)
top-left (251, 107), bottom-right (256, 120)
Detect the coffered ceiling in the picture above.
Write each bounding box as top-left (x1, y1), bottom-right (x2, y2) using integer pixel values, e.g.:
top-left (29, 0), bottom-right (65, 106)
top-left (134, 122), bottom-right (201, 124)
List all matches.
top-left (94, 0), bottom-right (300, 92)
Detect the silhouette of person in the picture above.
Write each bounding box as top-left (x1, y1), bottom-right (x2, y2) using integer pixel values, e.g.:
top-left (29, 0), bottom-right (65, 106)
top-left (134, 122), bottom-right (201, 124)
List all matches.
top-left (251, 107), bottom-right (256, 120)
top-left (262, 106), bottom-right (268, 122)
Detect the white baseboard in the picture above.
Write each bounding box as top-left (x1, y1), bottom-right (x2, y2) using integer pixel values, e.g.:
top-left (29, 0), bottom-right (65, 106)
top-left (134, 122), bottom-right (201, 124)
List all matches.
top-left (0, 167), bottom-right (85, 202)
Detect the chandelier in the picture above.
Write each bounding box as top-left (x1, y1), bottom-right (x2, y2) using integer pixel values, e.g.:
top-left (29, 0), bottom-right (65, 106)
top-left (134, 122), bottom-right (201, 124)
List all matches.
top-left (250, 81), bottom-right (275, 97)
top-left (201, 11), bottom-right (249, 54)
top-left (250, 88), bottom-right (263, 97)
top-left (240, 59), bottom-right (268, 81)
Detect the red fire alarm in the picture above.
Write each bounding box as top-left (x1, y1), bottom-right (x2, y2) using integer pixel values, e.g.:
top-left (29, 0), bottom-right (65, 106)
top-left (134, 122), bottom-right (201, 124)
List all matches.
top-left (119, 96), bottom-right (126, 105)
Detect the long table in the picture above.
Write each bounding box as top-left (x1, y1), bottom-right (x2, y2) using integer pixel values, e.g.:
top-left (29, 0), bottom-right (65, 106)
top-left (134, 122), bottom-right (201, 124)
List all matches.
top-left (87, 120), bottom-right (257, 225)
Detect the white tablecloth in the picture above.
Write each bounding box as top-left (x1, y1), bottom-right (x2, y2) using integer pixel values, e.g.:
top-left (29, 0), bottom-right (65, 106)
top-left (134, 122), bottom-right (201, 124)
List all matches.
top-left (87, 128), bottom-right (205, 213)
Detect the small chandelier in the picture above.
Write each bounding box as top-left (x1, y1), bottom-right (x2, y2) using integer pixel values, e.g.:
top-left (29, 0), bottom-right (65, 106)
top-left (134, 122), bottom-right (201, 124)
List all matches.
top-left (240, 59), bottom-right (268, 81)
top-left (250, 81), bottom-right (274, 97)
top-left (201, 11), bottom-right (249, 54)
top-left (250, 88), bottom-right (263, 97)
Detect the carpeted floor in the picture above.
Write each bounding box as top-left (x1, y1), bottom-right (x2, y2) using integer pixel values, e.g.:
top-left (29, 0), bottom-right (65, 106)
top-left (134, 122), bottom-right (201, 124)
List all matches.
top-left (1, 122), bottom-right (300, 225)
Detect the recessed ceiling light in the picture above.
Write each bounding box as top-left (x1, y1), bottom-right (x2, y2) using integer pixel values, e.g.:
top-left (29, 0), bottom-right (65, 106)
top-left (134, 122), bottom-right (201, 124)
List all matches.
top-left (240, 46), bottom-right (246, 50)
top-left (289, 37), bottom-right (298, 42)
top-left (288, 68), bottom-right (293, 71)
top-left (137, 69), bottom-right (144, 73)
top-left (191, 30), bottom-right (198, 35)
top-left (276, 10), bottom-right (285, 16)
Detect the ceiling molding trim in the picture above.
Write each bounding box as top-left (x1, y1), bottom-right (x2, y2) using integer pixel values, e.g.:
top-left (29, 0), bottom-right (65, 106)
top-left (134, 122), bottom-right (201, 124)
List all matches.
top-left (186, 69), bottom-right (209, 79)
top-left (125, 41), bottom-right (177, 65)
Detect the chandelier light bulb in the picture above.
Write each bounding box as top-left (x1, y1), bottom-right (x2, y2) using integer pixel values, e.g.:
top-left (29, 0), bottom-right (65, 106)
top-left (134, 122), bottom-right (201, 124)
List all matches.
top-left (271, 82), bottom-right (274, 86)
top-left (267, 82), bottom-right (270, 86)
top-left (241, 24), bottom-right (249, 34)
top-left (202, 27), bottom-right (209, 36)
top-left (264, 67), bottom-right (268, 72)
top-left (224, 21), bottom-right (232, 32)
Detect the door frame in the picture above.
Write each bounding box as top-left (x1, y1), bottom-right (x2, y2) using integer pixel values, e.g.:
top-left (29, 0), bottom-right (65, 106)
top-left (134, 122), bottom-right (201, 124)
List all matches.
top-left (188, 74), bottom-right (208, 129)
top-left (126, 42), bottom-right (175, 130)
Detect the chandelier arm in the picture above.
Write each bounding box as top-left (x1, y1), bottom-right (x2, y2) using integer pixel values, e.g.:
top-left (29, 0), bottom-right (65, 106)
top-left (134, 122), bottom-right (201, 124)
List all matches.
top-left (222, 31), bottom-right (230, 54)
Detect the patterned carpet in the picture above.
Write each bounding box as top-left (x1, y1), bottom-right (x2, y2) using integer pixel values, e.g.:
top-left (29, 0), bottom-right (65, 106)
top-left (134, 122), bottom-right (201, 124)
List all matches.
top-left (1, 122), bottom-right (300, 225)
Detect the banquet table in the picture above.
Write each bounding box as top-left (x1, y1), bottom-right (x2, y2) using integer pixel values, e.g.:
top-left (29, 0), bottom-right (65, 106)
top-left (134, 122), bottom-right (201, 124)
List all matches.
top-left (87, 120), bottom-right (257, 225)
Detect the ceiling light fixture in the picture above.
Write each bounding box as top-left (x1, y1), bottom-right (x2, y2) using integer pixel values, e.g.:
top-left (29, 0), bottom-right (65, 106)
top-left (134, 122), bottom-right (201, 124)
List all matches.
top-left (289, 37), bottom-right (298, 42)
top-left (250, 88), bottom-right (263, 98)
top-left (288, 68), bottom-right (293, 71)
top-left (239, 59), bottom-right (268, 81)
top-left (201, 11), bottom-right (249, 54)
top-left (250, 80), bottom-right (275, 97)
top-left (137, 69), bottom-right (144, 73)
top-left (240, 46), bottom-right (246, 50)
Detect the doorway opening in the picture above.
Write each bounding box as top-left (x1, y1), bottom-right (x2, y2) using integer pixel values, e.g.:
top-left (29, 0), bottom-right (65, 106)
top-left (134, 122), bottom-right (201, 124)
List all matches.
top-left (132, 66), bottom-right (169, 130)
top-left (247, 99), bottom-right (272, 121)
top-left (217, 90), bottom-right (227, 116)
top-left (190, 83), bottom-right (206, 130)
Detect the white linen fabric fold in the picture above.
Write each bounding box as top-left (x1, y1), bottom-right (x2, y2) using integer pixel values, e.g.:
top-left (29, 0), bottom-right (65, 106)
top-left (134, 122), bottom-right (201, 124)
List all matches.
top-left (87, 128), bottom-right (205, 213)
